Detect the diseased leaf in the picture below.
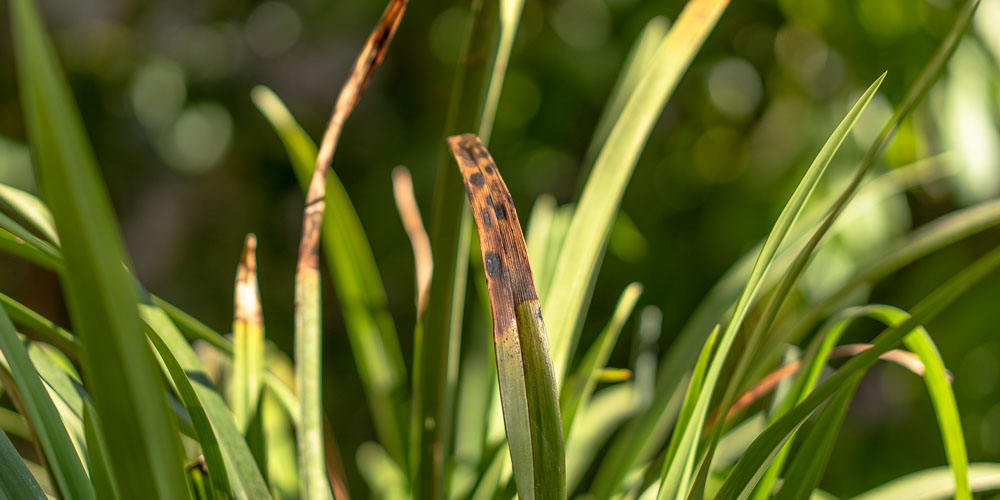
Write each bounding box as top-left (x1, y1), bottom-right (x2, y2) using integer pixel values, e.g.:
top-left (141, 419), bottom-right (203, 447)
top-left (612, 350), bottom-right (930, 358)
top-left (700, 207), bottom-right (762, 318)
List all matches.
top-left (450, 134), bottom-right (564, 499)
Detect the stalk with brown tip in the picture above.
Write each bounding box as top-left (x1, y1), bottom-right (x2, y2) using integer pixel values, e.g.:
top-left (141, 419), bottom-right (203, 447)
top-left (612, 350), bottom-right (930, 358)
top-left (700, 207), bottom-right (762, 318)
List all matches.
top-left (293, 1), bottom-right (408, 498)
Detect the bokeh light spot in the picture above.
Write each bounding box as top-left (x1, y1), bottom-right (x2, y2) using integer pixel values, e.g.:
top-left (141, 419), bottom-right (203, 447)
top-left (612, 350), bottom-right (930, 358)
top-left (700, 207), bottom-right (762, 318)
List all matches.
top-left (245, 2), bottom-right (302, 58)
top-left (130, 59), bottom-right (187, 130)
top-left (166, 102), bottom-right (233, 174)
top-left (707, 57), bottom-right (763, 118)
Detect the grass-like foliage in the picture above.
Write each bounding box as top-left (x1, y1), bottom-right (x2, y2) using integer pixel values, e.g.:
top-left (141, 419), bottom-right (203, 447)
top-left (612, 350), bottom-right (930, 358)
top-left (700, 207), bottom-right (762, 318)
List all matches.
top-left (0, 0), bottom-right (996, 498)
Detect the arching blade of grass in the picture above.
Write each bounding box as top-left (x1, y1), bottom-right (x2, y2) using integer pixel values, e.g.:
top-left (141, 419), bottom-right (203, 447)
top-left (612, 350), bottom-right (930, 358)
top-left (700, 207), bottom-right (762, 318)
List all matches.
top-left (10, 0), bottom-right (191, 497)
top-left (251, 85), bottom-right (407, 467)
top-left (714, 244), bottom-right (1000, 500)
top-left (450, 134), bottom-right (564, 499)
top-left (852, 463), bottom-right (1000, 500)
top-left (545, 0), bottom-right (732, 384)
top-left (232, 235), bottom-right (265, 434)
top-left (294, 1), bottom-right (406, 497)
top-left (140, 304), bottom-right (271, 499)
top-left (0, 184), bottom-right (57, 244)
top-left (561, 282), bottom-right (642, 434)
top-left (774, 305), bottom-right (970, 500)
top-left (0, 307), bottom-right (93, 499)
top-left (0, 212), bottom-right (60, 266)
top-left (146, 321), bottom-right (233, 500)
top-left (0, 426), bottom-right (44, 499)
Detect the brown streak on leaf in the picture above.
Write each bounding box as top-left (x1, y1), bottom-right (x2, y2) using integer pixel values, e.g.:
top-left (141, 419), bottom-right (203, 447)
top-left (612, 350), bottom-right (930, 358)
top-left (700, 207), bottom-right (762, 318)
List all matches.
top-left (391, 166), bottom-right (433, 318)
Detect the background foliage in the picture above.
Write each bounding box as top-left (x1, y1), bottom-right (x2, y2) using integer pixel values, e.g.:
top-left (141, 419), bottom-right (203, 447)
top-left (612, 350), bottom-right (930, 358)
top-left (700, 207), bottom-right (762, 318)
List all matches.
top-left (1, 0), bottom-right (999, 497)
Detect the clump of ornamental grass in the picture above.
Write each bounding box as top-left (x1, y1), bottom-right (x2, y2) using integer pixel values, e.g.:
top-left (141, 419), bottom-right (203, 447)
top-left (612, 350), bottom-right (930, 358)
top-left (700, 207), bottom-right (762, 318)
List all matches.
top-left (0, 0), bottom-right (997, 499)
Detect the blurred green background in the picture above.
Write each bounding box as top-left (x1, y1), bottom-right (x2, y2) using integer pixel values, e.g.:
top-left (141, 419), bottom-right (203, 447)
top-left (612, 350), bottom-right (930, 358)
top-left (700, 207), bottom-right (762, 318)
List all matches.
top-left (1, 0), bottom-right (999, 496)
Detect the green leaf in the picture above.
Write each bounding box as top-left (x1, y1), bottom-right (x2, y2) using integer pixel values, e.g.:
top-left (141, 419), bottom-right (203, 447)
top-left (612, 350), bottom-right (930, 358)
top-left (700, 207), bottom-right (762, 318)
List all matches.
top-left (561, 282), bottom-right (643, 434)
top-left (140, 304), bottom-right (271, 500)
top-left (0, 183), bottom-right (57, 244)
top-left (0, 307), bottom-right (94, 499)
top-left (545, 0), bottom-right (732, 384)
top-left (10, 0), bottom-right (191, 497)
top-left (0, 426), bottom-right (44, 499)
top-left (714, 243), bottom-right (1000, 500)
top-left (451, 135), bottom-right (565, 499)
top-left (852, 463), bottom-right (1000, 500)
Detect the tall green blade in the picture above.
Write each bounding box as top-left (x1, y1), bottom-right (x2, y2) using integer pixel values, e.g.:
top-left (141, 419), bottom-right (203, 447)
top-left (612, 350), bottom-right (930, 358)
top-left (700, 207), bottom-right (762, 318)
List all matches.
top-left (0, 427), bottom-right (44, 500)
top-left (0, 309), bottom-right (93, 499)
top-left (545, 0), bottom-right (732, 383)
top-left (451, 135), bottom-right (564, 499)
top-left (9, 0), bottom-right (190, 497)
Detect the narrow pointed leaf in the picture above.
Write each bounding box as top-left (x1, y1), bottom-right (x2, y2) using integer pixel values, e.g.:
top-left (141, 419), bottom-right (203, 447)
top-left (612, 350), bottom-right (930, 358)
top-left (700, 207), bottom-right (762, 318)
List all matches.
top-left (450, 134), bottom-right (565, 499)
